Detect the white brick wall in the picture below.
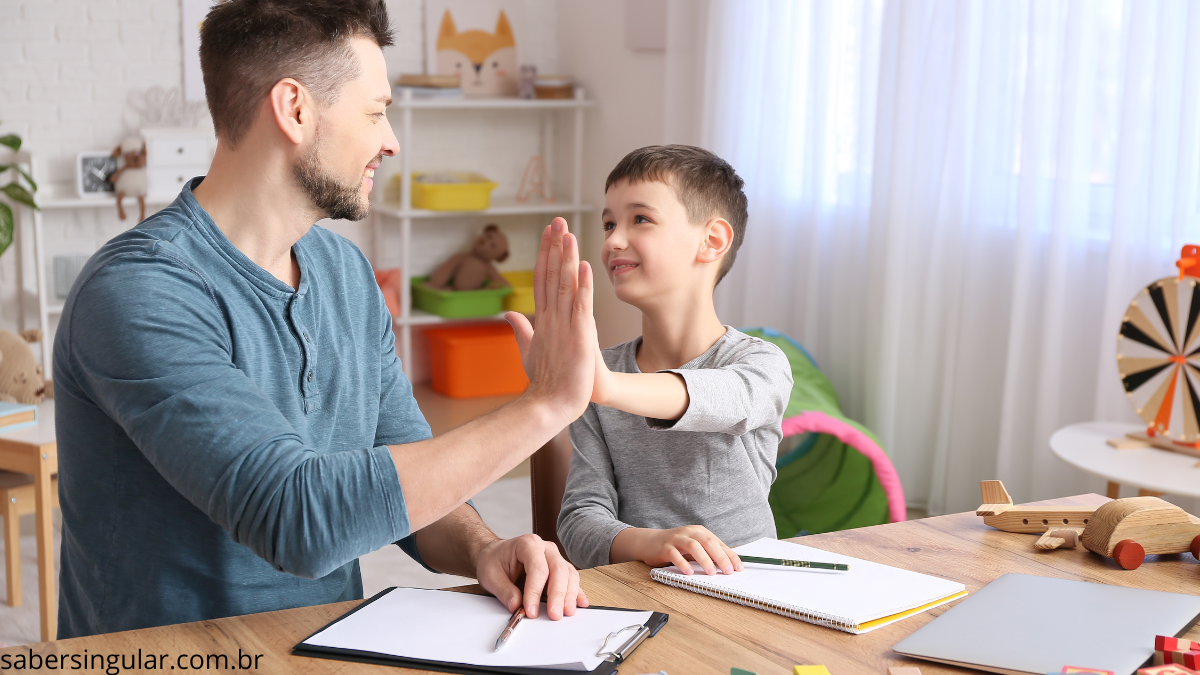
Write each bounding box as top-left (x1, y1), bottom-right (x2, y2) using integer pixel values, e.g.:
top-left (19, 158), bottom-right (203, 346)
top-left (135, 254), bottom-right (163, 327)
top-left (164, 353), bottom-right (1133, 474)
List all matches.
top-left (0, 0), bottom-right (560, 341)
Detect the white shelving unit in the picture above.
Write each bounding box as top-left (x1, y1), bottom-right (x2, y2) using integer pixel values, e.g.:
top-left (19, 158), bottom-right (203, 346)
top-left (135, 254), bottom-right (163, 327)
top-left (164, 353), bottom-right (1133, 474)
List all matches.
top-left (378, 88), bottom-right (595, 379)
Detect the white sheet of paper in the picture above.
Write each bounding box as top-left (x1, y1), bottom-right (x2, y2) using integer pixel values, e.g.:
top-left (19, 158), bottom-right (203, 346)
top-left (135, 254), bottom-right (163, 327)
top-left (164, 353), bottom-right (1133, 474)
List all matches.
top-left (302, 587), bottom-right (653, 671)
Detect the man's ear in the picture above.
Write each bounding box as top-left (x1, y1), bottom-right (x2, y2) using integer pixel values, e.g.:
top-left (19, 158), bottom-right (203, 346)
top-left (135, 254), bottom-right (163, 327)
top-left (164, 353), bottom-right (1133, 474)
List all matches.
top-left (697, 217), bottom-right (734, 265)
top-left (268, 78), bottom-right (313, 146)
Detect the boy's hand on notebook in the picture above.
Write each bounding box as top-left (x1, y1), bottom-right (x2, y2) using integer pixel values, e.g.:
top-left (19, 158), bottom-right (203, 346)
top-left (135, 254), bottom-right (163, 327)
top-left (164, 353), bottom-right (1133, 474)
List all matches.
top-left (611, 525), bottom-right (743, 575)
top-left (506, 217), bottom-right (597, 424)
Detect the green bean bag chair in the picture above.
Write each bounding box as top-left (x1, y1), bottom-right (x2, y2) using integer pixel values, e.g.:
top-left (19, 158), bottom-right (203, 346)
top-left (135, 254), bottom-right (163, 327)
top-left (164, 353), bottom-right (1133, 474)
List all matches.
top-left (742, 328), bottom-right (905, 537)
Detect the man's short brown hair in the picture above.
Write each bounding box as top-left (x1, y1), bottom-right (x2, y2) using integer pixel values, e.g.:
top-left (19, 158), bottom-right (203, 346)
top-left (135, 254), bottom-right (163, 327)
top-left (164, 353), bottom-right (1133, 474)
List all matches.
top-left (200, 0), bottom-right (393, 147)
top-left (605, 145), bottom-right (748, 285)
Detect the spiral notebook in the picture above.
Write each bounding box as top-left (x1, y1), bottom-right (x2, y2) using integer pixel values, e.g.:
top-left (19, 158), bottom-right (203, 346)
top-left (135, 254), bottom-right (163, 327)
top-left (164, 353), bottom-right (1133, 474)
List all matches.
top-left (650, 538), bottom-right (967, 634)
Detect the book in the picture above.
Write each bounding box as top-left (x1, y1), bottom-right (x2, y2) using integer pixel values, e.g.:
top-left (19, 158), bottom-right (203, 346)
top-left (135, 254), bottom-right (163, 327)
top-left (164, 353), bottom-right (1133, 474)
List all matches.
top-left (650, 537), bottom-right (967, 634)
top-left (893, 574), bottom-right (1200, 675)
top-left (294, 587), bottom-right (668, 674)
top-left (0, 402), bottom-right (37, 432)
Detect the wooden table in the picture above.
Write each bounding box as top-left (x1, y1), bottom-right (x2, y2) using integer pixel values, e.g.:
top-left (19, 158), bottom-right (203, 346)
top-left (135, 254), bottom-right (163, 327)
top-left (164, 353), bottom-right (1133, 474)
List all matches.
top-left (0, 399), bottom-right (57, 643)
top-left (5, 493), bottom-right (1199, 673)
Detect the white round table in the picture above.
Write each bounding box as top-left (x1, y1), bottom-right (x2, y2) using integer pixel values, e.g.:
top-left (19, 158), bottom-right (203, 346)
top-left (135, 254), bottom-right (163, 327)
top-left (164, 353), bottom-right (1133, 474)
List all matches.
top-left (1051, 422), bottom-right (1200, 499)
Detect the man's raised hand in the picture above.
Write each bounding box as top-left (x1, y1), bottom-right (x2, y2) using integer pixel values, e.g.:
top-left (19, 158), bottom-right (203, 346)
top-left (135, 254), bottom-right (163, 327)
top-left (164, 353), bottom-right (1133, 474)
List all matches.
top-left (505, 218), bottom-right (596, 424)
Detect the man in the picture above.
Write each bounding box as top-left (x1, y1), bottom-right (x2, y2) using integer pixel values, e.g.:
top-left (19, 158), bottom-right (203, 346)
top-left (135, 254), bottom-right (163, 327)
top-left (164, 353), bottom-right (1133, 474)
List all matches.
top-left (53, 0), bottom-right (596, 638)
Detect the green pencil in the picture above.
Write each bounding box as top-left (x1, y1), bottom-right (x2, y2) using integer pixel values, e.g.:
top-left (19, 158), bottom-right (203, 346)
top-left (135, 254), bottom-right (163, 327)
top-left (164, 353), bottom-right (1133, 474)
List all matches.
top-left (738, 555), bottom-right (849, 571)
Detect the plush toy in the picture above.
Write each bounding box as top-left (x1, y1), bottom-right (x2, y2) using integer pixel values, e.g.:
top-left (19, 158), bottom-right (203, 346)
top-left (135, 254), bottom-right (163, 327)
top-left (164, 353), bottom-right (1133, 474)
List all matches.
top-left (0, 329), bottom-right (49, 404)
top-left (428, 224), bottom-right (511, 291)
top-left (108, 136), bottom-right (148, 222)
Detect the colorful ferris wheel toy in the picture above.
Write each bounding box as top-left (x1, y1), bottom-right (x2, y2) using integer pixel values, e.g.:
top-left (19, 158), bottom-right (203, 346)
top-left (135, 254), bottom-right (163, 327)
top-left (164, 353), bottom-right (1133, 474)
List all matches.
top-left (1118, 245), bottom-right (1200, 452)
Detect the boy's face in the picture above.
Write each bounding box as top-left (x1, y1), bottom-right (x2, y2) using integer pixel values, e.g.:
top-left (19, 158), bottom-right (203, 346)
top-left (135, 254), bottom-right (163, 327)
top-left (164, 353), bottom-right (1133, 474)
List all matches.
top-left (601, 178), bottom-right (715, 307)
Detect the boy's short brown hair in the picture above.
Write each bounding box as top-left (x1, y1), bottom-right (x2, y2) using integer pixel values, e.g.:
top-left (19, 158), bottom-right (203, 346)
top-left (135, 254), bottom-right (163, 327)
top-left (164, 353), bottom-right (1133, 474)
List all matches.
top-left (605, 145), bottom-right (748, 285)
top-left (200, 0), bottom-right (393, 148)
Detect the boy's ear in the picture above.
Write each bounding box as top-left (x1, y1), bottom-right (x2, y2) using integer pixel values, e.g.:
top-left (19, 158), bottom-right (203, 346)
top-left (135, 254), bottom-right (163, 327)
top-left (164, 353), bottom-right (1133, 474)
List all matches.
top-left (696, 217), bottom-right (734, 265)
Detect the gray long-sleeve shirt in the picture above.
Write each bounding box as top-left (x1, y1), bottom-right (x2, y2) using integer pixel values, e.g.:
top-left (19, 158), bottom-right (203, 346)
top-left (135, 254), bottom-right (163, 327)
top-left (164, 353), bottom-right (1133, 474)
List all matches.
top-left (557, 327), bottom-right (792, 569)
top-left (54, 178), bottom-right (429, 638)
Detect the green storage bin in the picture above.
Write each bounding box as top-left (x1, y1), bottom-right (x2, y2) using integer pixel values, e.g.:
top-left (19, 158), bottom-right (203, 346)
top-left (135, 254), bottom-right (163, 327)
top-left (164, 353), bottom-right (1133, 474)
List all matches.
top-left (411, 276), bottom-right (513, 318)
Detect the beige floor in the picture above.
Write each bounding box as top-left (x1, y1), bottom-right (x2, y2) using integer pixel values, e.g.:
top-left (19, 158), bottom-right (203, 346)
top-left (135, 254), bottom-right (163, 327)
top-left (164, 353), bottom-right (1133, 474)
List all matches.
top-left (0, 476), bottom-right (532, 648)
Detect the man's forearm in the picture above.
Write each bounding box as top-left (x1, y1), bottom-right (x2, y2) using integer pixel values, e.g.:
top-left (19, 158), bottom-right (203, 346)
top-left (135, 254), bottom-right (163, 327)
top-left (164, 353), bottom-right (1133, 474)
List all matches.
top-left (412, 503), bottom-right (498, 578)
top-left (390, 395), bottom-right (564, 532)
top-left (599, 372), bottom-right (689, 421)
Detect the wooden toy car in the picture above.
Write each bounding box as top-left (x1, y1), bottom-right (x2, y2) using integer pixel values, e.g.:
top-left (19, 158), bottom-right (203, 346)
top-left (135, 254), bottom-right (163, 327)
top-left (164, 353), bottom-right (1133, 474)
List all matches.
top-left (1080, 496), bottom-right (1200, 570)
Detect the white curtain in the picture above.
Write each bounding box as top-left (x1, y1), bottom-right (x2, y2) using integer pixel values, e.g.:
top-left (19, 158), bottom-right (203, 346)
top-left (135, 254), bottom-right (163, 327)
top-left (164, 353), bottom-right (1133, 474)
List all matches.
top-left (666, 0), bottom-right (1200, 515)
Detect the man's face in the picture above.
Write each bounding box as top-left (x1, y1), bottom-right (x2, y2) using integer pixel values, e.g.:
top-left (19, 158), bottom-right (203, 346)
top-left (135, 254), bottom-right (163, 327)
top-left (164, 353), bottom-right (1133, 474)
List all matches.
top-left (293, 37), bottom-right (398, 221)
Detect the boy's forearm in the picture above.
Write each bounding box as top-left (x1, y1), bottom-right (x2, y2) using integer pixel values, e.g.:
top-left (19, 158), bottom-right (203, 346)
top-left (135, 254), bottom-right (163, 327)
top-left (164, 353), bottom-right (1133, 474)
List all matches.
top-left (598, 372), bottom-right (689, 420)
top-left (608, 527), bottom-right (652, 565)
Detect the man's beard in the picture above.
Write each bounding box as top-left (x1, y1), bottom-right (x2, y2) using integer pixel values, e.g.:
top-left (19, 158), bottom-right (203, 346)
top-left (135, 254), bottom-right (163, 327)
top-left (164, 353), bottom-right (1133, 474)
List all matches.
top-left (293, 132), bottom-right (379, 222)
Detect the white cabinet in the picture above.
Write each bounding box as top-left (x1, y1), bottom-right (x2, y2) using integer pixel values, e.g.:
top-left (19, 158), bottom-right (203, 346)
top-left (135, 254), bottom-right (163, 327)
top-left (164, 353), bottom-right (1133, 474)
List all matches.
top-left (142, 128), bottom-right (214, 201)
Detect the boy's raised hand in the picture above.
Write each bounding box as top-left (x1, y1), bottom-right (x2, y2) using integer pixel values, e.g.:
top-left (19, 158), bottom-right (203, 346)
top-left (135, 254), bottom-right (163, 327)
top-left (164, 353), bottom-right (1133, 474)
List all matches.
top-left (505, 218), bottom-right (597, 423)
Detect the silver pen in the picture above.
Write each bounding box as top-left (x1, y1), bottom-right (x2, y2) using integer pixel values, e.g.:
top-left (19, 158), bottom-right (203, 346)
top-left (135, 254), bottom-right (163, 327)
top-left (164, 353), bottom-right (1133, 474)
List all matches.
top-left (494, 606), bottom-right (526, 651)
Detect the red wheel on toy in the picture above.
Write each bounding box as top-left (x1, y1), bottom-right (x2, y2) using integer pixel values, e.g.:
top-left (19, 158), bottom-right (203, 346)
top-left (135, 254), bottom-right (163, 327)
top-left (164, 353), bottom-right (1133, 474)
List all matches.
top-left (1113, 539), bottom-right (1145, 570)
top-left (1191, 534), bottom-right (1200, 560)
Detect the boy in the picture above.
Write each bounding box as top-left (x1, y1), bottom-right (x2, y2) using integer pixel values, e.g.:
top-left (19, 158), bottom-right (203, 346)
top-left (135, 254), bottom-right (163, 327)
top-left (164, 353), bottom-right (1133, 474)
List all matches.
top-left (557, 145), bottom-right (792, 573)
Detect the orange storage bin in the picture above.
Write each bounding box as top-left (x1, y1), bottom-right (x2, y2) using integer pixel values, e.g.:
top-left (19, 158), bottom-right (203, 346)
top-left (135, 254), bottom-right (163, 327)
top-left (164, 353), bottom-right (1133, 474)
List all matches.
top-left (424, 323), bottom-right (529, 398)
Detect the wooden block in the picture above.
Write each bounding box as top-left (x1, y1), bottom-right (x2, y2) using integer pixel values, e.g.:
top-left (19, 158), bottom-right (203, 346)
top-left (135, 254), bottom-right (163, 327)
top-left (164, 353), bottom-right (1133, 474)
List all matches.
top-left (1155, 650), bottom-right (1200, 669)
top-left (889, 668), bottom-right (922, 675)
top-left (1107, 437), bottom-right (1151, 449)
top-left (1062, 668), bottom-right (1115, 674)
top-left (1138, 664), bottom-right (1198, 675)
top-left (1159, 637), bottom-right (1200, 652)
top-left (793, 667), bottom-right (832, 675)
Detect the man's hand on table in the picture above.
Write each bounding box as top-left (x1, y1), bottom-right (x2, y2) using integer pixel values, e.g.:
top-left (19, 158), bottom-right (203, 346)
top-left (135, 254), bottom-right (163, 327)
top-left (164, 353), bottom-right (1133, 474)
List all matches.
top-left (474, 533), bottom-right (589, 620)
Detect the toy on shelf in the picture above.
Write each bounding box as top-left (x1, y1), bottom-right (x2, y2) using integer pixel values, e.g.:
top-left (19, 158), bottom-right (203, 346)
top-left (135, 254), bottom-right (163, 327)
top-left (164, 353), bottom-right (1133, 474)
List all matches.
top-left (108, 136), bottom-right (147, 221)
top-left (435, 10), bottom-right (518, 98)
top-left (0, 329), bottom-right (49, 404)
top-left (516, 155), bottom-right (553, 203)
top-left (518, 64), bottom-right (537, 99)
top-left (1079, 496), bottom-right (1200, 570)
top-left (975, 480), bottom-right (1096, 534)
top-left (427, 224), bottom-right (511, 291)
top-left (1117, 245), bottom-right (1200, 457)
top-left (976, 480), bottom-right (1200, 570)
top-left (373, 268), bottom-right (402, 317)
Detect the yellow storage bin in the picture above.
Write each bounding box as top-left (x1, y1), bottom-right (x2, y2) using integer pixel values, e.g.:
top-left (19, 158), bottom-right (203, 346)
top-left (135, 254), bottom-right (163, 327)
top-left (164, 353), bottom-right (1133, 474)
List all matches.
top-left (502, 270), bottom-right (534, 315)
top-left (410, 172), bottom-right (498, 211)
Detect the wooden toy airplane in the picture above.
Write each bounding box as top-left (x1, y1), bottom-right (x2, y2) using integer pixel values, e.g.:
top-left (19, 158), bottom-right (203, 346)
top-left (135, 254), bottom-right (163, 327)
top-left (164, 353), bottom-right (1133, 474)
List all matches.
top-left (975, 480), bottom-right (1096, 534)
top-left (977, 480), bottom-right (1200, 569)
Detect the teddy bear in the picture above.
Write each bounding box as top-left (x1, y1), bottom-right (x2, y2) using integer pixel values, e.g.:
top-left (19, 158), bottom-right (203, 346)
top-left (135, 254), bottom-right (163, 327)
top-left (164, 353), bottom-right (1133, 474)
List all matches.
top-left (0, 329), bottom-right (50, 405)
top-left (427, 224), bottom-right (512, 291)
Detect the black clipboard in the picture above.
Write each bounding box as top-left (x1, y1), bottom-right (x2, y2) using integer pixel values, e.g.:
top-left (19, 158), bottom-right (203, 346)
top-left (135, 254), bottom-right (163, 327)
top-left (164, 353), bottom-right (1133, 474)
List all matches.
top-left (292, 587), bottom-right (669, 675)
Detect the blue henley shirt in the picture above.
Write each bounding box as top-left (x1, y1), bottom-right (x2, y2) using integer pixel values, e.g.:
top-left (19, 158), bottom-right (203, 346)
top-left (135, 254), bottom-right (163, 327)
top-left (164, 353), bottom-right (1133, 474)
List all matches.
top-left (53, 178), bottom-right (430, 638)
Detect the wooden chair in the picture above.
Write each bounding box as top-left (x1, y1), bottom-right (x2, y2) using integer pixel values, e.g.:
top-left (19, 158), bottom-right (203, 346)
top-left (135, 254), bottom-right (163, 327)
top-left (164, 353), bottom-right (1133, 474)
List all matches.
top-left (0, 470), bottom-right (59, 607)
top-left (530, 429), bottom-right (572, 561)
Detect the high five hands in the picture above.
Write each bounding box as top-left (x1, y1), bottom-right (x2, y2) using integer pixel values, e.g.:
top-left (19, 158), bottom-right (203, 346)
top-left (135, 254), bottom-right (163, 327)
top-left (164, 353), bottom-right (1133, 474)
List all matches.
top-left (505, 217), bottom-right (597, 423)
